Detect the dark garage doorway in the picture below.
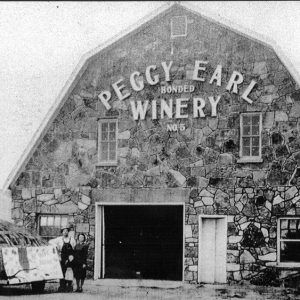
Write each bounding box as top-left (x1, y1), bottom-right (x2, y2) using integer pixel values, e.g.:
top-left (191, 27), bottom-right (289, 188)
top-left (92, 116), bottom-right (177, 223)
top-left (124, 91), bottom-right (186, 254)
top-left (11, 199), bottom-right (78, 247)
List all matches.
top-left (104, 205), bottom-right (183, 281)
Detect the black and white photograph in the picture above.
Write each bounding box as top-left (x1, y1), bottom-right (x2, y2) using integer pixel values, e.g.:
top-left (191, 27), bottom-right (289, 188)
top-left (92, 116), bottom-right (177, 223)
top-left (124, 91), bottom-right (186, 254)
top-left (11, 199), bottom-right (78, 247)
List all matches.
top-left (0, 1), bottom-right (300, 299)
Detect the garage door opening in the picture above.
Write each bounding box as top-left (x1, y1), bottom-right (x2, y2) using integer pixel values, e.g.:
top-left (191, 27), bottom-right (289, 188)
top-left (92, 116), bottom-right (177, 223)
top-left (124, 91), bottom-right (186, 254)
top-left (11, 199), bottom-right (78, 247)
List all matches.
top-left (101, 205), bottom-right (183, 281)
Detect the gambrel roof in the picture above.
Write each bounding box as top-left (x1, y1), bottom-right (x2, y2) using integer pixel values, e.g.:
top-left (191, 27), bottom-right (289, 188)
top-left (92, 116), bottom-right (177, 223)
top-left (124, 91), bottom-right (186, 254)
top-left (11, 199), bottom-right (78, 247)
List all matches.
top-left (4, 2), bottom-right (300, 190)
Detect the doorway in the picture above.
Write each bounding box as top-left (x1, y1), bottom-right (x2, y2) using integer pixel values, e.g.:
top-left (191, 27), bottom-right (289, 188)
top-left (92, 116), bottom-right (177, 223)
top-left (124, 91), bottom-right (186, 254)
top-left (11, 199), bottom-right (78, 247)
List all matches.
top-left (198, 216), bottom-right (227, 283)
top-left (96, 204), bottom-right (184, 281)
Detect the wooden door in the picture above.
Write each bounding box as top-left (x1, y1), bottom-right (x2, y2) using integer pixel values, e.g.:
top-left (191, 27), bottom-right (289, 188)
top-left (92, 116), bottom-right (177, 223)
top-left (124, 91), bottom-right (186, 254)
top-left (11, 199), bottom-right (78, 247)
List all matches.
top-left (198, 217), bottom-right (226, 283)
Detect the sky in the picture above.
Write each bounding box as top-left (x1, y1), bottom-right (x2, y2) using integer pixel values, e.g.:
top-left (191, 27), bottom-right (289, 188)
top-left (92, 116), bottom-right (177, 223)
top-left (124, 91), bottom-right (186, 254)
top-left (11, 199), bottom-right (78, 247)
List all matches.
top-left (0, 1), bottom-right (299, 190)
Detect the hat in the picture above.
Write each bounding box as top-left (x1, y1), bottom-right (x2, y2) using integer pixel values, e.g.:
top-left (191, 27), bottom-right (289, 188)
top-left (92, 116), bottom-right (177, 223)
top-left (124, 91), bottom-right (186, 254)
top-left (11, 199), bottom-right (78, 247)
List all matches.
top-left (61, 226), bottom-right (70, 233)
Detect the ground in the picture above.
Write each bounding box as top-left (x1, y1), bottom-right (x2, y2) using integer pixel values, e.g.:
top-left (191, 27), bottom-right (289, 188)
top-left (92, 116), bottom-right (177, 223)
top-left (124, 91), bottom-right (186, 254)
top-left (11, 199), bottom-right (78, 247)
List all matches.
top-left (0, 279), bottom-right (299, 299)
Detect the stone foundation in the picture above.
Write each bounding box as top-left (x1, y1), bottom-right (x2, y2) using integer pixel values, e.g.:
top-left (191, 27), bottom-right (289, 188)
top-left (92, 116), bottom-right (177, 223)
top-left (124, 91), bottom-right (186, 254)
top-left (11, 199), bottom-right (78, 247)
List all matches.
top-left (10, 184), bottom-right (300, 282)
top-left (184, 185), bottom-right (300, 283)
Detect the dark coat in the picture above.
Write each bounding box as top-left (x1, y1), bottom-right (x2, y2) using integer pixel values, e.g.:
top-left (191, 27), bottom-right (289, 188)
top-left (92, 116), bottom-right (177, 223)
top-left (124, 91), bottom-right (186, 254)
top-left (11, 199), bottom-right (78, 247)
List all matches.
top-left (73, 243), bottom-right (89, 279)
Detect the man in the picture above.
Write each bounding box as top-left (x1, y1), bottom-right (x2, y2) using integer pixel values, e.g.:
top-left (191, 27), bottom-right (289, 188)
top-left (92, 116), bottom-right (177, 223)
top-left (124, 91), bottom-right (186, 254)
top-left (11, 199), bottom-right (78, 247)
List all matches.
top-left (49, 225), bottom-right (76, 292)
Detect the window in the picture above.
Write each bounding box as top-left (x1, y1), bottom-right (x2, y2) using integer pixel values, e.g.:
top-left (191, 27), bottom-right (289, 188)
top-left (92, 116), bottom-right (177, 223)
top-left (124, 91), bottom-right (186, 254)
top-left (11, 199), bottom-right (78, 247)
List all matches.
top-left (238, 113), bottom-right (262, 163)
top-left (39, 215), bottom-right (69, 241)
top-left (278, 218), bottom-right (300, 265)
top-left (171, 16), bottom-right (187, 38)
top-left (98, 119), bottom-right (117, 165)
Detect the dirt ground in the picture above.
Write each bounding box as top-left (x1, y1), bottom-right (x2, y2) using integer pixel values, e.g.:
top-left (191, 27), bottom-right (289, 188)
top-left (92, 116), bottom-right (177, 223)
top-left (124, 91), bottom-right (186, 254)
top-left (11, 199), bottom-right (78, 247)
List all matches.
top-left (0, 279), bottom-right (299, 300)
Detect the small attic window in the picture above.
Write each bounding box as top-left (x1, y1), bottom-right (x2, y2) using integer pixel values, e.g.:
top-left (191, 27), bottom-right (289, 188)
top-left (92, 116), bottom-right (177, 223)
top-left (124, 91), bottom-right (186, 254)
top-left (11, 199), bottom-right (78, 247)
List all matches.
top-left (171, 16), bottom-right (187, 38)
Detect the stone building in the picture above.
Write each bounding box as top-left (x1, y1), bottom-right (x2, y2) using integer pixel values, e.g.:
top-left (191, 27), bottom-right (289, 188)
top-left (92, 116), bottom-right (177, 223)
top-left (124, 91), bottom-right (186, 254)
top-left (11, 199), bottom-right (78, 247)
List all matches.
top-left (4, 3), bottom-right (300, 284)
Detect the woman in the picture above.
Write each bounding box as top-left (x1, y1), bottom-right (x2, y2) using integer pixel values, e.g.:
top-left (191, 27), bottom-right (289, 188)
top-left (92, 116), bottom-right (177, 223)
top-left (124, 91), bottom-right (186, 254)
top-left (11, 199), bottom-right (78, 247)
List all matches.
top-left (73, 233), bottom-right (89, 292)
top-left (49, 226), bottom-right (76, 292)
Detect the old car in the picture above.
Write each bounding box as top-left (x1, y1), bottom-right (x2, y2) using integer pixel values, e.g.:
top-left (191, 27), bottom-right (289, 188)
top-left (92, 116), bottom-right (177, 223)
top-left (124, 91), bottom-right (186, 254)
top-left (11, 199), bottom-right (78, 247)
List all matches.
top-left (0, 219), bottom-right (63, 293)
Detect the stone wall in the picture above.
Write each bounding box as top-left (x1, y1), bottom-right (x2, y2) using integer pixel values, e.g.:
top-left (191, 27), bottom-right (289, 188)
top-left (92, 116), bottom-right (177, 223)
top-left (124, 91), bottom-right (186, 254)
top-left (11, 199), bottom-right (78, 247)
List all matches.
top-left (185, 184), bottom-right (300, 283)
top-left (10, 183), bottom-right (300, 282)
top-left (13, 6), bottom-right (299, 194)
top-left (10, 5), bottom-right (300, 283)
top-left (11, 186), bottom-right (95, 278)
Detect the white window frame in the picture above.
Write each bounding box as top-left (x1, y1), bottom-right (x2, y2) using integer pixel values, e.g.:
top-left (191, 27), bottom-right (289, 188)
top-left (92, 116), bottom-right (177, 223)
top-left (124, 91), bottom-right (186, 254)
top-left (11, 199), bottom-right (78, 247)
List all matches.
top-left (39, 214), bottom-right (69, 240)
top-left (277, 217), bottom-right (300, 267)
top-left (97, 118), bottom-right (118, 166)
top-left (171, 16), bottom-right (187, 38)
top-left (237, 112), bottom-right (263, 163)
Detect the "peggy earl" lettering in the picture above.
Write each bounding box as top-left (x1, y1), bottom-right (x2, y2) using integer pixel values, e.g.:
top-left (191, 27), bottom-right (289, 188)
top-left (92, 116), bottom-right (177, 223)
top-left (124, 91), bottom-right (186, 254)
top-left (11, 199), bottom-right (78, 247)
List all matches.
top-left (98, 60), bottom-right (257, 120)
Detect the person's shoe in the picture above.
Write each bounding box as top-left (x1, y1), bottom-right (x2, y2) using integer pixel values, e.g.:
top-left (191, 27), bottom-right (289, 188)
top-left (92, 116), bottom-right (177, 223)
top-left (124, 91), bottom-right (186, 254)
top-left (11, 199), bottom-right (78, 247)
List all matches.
top-left (65, 285), bottom-right (73, 292)
top-left (79, 287), bottom-right (83, 293)
top-left (58, 286), bottom-right (65, 293)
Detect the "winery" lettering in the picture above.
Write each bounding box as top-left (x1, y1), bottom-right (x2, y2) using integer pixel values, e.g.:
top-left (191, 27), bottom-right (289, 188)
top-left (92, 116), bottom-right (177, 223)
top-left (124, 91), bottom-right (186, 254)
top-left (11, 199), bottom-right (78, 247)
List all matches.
top-left (98, 60), bottom-right (257, 120)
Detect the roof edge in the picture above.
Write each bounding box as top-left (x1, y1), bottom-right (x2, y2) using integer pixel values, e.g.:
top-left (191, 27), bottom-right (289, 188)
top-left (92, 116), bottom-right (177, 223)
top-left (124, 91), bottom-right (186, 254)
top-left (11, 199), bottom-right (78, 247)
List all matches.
top-left (4, 2), bottom-right (300, 190)
top-left (181, 1), bottom-right (300, 86)
top-left (3, 54), bottom-right (91, 190)
top-left (3, 2), bottom-right (174, 190)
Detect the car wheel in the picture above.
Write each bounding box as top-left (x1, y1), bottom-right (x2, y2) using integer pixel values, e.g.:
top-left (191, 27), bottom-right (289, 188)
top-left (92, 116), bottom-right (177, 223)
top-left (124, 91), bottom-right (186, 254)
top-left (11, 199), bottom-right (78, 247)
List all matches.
top-left (31, 281), bottom-right (45, 293)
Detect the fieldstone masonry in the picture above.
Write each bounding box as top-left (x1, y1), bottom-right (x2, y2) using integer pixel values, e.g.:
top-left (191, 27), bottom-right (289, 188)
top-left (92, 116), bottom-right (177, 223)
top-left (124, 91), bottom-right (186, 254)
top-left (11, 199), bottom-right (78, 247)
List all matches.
top-left (9, 4), bottom-right (300, 283)
top-left (184, 185), bottom-right (300, 283)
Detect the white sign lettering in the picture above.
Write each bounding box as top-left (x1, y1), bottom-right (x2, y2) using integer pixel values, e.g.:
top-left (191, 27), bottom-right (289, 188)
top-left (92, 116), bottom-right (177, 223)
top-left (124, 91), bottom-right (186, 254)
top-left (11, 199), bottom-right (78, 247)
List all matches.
top-left (167, 123), bottom-right (186, 132)
top-left (130, 96), bottom-right (222, 121)
top-left (97, 60), bottom-right (258, 121)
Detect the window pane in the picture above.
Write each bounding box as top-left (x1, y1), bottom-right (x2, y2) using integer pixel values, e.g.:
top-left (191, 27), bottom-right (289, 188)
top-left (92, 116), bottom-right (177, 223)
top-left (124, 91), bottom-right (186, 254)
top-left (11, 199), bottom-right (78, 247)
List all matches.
top-left (288, 230), bottom-right (300, 239)
top-left (252, 147), bottom-right (259, 156)
top-left (109, 122), bottom-right (116, 131)
top-left (252, 126), bottom-right (259, 135)
top-left (45, 227), bottom-right (61, 237)
top-left (39, 215), bottom-right (69, 239)
top-left (109, 151), bottom-right (116, 161)
top-left (281, 229), bottom-right (289, 239)
top-left (280, 219), bottom-right (300, 239)
top-left (47, 216), bottom-right (54, 226)
top-left (102, 123), bottom-right (108, 132)
top-left (281, 219), bottom-right (288, 230)
top-left (289, 223), bottom-right (300, 239)
top-left (243, 126), bottom-right (251, 136)
top-left (280, 241), bottom-right (300, 262)
top-left (243, 146), bottom-right (250, 156)
top-left (109, 131), bottom-right (116, 140)
top-left (102, 142), bottom-right (108, 152)
top-left (101, 132), bottom-right (108, 141)
top-left (61, 217), bottom-right (68, 228)
top-left (243, 116), bottom-right (250, 125)
top-left (102, 151), bottom-right (108, 161)
top-left (54, 216), bottom-right (61, 227)
top-left (290, 219), bottom-right (297, 230)
top-left (40, 217), bottom-right (47, 226)
top-left (40, 227), bottom-right (50, 236)
top-left (109, 142), bottom-right (116, 151)
top-left (252, 137), bottom-right (260, 147)
top-left (252, 115), bottom-right (260, 125)
top-left (99, 120), bottom-right (117, 163)
top-left (243, 137), bottom-right (250, 147)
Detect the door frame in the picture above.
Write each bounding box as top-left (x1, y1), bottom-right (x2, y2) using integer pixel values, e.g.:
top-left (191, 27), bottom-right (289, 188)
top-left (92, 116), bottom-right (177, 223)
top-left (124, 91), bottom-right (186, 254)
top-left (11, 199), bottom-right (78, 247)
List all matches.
top-left (198, 215), bottom-right (227, 283)
top-left (94, 202), bottom-right (185, 281)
